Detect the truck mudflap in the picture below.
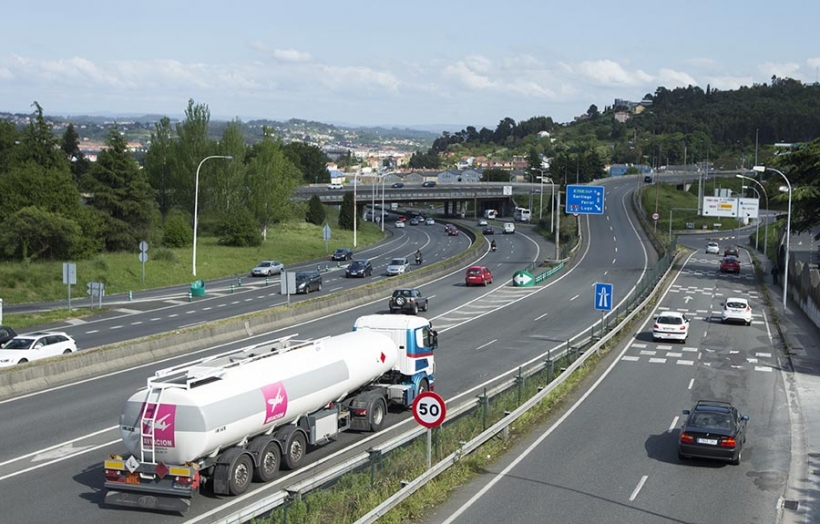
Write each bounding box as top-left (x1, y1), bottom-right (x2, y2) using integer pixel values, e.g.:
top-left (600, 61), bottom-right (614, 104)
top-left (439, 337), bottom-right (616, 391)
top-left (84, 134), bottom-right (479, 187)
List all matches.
top-left (105, 489), bottom-right (192, 513)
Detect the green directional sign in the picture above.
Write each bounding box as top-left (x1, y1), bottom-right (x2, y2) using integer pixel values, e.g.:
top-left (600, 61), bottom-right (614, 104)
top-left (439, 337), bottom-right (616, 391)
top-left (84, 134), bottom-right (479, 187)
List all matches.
top-left (512, 270), bottom-right (534, 287)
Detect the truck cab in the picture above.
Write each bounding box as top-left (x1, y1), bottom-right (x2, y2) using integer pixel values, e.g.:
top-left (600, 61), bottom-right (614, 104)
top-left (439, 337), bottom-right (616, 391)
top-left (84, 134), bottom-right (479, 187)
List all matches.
top-left (353, 314), bottom-right (437, 404)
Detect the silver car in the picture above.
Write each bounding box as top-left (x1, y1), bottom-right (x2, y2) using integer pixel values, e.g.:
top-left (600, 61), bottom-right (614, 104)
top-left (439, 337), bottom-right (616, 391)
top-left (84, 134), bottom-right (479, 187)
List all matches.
top-left (251, 260), bottom-right (284, 277)
top-left (386, 257), bottom-right (410, 276)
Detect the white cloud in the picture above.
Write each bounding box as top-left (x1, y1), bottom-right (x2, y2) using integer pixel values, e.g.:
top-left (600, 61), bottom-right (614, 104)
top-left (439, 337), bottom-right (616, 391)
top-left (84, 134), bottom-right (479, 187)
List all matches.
top-left (657, 68), bottom-right (698, 87)
top-left (757, 61), bottom-right (800, 79)
top-left (317, 65), bottom-right (400, 92)
top-left (272, 48), bottom-right (312, 63)
top-left (442, 61), bottom-right (496, 89)
top-left (575, 60), bottom-right (651, 86)
top-left (703, 75), bottom-right (754, 91)
top-left (807, 57), bottom-right (820, 70)
top-left (684, 57), bottom-right (720, 71)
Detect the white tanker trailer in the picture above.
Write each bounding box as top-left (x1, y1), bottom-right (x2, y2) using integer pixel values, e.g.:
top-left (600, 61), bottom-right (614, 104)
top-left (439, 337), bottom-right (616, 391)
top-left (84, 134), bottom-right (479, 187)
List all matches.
top-left (103, 315), bottom-right (437, 513)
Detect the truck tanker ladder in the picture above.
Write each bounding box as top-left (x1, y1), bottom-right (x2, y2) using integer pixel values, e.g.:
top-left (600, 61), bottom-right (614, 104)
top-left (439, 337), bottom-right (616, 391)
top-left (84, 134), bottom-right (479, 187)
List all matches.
top-left (138, 386), bottom-right (165, 463)
top-left (147, 334), bottom-right (329, 390)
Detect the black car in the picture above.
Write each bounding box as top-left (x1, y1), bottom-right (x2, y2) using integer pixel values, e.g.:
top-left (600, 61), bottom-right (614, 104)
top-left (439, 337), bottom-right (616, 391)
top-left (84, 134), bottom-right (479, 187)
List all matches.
top-left (644, 175), bottom-right (654, 183)
top-left (388, 288), bottom-right (429, 314)
top-left (422, 181), bottom-right (437, 188)
top-left (331, 248), bottom-right (353, 261)
top-left (678, 400), bottom-right (748, 465)
top-left (345, 259), bottom-right (373, 278)
top-left (391, 182), bottom-right (404, 188)
top-left (482, 226), bottom-right (495, 235)
top-left (294, 271), bottom-right (323, 294)
top-left (0, 326), bottom-right (18, 346)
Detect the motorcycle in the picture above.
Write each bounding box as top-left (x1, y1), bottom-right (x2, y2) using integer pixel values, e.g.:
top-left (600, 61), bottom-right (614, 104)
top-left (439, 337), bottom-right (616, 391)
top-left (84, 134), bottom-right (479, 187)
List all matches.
top-left (415, 255), bottom-right (423, 265)
top-left (491, 245), bottom-right (497, 252)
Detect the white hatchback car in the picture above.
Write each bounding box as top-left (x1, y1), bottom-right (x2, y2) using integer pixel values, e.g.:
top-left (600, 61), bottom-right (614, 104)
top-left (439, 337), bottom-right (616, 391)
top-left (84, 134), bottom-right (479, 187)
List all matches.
top-left (395, 220), bottom-right (406, 228)
top-left (386, 257), bottom-right (410, 276)
top-left (0, 331), bottom-right (77, 367)
top-left (653, 312), bottom-right (690, 342)
top-left (705, 242), bottom-right (720, 254)
top-left (722, 297), bottom-right (752, 325)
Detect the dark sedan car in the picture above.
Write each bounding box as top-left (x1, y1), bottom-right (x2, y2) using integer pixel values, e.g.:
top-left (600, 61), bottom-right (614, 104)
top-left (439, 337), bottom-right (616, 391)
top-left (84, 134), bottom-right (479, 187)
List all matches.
top-left (482, 226), bottom-right (495, 235)
top-left (391, 182), bottom-right (404, 188)
top-left (345, 259), bottom-right (373, 278)
top-left (388, 288), bottom-right (429, 314)
top-left (331, 248), bottom-right (353, 261)
top-left (0, 326), bottom-right (18, 346)
top-left (724, 245), bottom-right (740, 257)
top-left (678, 400), bottom-right (748, 465)
top-left (422, 181), bottom-right (437, 188)
top-left (294, 271), bottom-right (323, 294)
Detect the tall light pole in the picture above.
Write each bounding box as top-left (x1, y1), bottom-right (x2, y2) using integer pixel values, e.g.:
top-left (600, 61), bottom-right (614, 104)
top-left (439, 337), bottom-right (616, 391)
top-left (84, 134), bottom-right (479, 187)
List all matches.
top-left (736, 174), bottom-right (769, 255)
top-left (353, 173), bottom-right (361, 248)
top-left (753, 166), bottom-right (791, 309)
top-left (193, 155), bottom-right (233, 276)
top-left (742, 185), bottom-right (761, 251)
top-left (538, 174), bottom-right (556, 233)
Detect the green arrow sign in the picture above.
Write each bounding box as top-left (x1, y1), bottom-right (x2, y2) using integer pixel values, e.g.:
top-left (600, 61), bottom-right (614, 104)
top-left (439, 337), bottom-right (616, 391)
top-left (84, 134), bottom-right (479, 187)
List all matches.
top-left (512, 271), bottom-right (534, 287)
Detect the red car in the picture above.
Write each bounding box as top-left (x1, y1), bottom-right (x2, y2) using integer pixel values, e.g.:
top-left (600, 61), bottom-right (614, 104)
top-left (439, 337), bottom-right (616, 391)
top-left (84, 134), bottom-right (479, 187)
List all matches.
top-left (720, 256), bottom-right (741, 274)
top-left (465, 265), bottom-right (493, 286)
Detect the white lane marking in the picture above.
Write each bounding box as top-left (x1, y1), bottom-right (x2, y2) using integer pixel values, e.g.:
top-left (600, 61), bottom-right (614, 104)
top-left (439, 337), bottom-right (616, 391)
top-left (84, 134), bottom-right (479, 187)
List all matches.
top-left (244, 298), bottom-right (253, 302)
top-left (231, 301), bottom-right (239, 305)
top-left (656, 345), bottom-right (673, 350)
top-left (570, 294), bottom-right (580, 301)
top-left (688, 378), bottom-right (695, 390)
top-left (0, 439), bottom-right (120, 482)
top-left (612, 258), bottom-right (617, 264)
top-left (756, 352), bottom-right (772, 358)
top-left (631, 343), bottom-right (647, 348)
top-left (168, 314), bottom-right (178, 318)
top-left (763, 310), bottom-right (773, 344)
top-left (534, 313), bottom-right (548, 321)
top-left (85, 330), bottom-right (99, 334)
top-left (186, 310), bottom-right (195, 314)
top-left (677, 360), bottom-right (694, 366)
top-left (622, 356), bottom-right (640, 361)
top-left (755, 366), bottom-right (773, 372)
top-left (649, 358), bottom-right (667, 363)
top-left (667, 352), bottom-right (683, 358)
top-left (202, 307), bottom-right (212, 311)
top-left (639, 351), bottom-right (656, 356)
top-left (110, 325), bottom-right (122, 330)
top-left (475, 339), bottom-right (497, 351)
top-left (150, 317), bottom-right (161, 321)
top-left (668, 416), bottom-right (679, 432)
top-left (217, 304), bottom-right (226, 307)
top-left (0, 425), bottom-right (118, 468)
top-left (131, 321), bottom-right (142, 326)
top-left (615, 246), bottom-right (618, 253)
top-left (747, 358), bottom-right (758, 364)
top-left (629, 475), bottom-right (649, 501)
top-left (682, 347), bottom-right (698, 352)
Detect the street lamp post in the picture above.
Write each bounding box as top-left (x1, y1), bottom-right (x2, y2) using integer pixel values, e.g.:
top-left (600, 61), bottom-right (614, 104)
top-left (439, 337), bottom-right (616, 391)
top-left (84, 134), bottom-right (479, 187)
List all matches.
top-left (742, 185), bottom-right (761, 251)
top-left (753, 166), bottom-right (791, 309)
top-left (353, 173), bottom-right (362, 248)
top-left (193, 155), bottom-right (233, 276)
top-left (736, 174), bottom-right (769, 256)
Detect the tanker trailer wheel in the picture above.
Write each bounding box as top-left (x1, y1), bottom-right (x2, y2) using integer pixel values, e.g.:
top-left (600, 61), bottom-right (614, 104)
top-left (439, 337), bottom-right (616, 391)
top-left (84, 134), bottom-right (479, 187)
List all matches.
top-left (279, 428), bottom-right (307, 470)
top-left (228, 453), bottom-right (254, 495)
top-left (368, 397), bottom-right (387, 432)
top-left (252, 440), bottom-right (281, 483)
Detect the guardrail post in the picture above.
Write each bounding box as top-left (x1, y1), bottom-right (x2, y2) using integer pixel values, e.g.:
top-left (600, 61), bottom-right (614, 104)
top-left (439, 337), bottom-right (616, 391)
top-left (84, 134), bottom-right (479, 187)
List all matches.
top-left (480, 388), bottom-right (488, 431)
top-left (265, 276), bottom-right (269, 286)
top-left (238, 277), bottom-right (242, 287)
top-left (545, 358), bottom-right (554, 383)
top-left (128, 290), bottom-right (132, 301)
top-left (187, 291), bottom-right (192, 302)
top-left (503, 411), bottom-right (511, 439)
top-left (516, 366), bottom-right (524, 405)
top-left (231, 284), bottom-right (235, 294)
top-left (317, 264), bottom-right (321, 272)
top-left (325, 264), bottom-right (329, 272)
top-left (367, 448), bottom-right (380, 488)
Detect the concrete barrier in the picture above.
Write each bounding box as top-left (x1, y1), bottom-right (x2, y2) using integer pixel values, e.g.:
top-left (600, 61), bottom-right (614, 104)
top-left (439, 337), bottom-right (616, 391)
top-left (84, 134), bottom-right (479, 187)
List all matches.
top-left (0, 236), bottom-right (482, 400)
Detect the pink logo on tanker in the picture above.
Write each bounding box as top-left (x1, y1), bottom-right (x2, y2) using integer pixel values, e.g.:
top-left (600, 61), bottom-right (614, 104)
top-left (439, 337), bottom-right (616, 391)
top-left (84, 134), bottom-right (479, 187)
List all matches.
top-left (141, 403), bottom-right (176, 448)
top-left (261, 382), bottom-right (289, 424)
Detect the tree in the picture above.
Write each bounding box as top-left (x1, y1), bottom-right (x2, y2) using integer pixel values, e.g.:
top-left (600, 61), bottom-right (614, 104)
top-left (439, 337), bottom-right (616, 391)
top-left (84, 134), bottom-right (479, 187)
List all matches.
top-left (245, 138), bottom-right (303, 239)
top-left (0, 162), bottom-right (82, 224)
top-left (482, 168), bottom-right (512, 182)
top-left (527, 147), bottom-right (543, 172)
top-left (587, 104), bottom-right (600, 119)
top-left (283, 141), bottom-right (329, 184)
top-left (61, 123), bottom-right (90, 182)
top-left (171, 99), bottom-right (213, 217)
top-left (0, 206), bottom-right (81, 261)
top-left (86, 126), bottom-right (157, 251)
top-left (339, 191), bottom-right (355, 230)
top-left (208, 120), bottom-right (246, 218)
top-left (143, 117), bottom-right (176, 220)
top-left (306, 194), bottom-right (326, 225)
top-left (162, 210), bottom-right (193, 248)
top-left (17, 102), bottom-right (68, 171)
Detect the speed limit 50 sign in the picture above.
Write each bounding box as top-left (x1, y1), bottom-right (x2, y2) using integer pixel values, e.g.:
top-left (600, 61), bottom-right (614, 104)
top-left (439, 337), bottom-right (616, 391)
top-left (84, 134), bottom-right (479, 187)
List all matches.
top-left (412, 391), bottom-right (447, 429)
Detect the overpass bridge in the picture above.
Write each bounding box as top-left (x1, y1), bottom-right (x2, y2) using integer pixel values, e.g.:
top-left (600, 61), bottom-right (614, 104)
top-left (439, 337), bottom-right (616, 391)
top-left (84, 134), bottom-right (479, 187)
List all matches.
top-left (294, 182), bottom-right (546, 218)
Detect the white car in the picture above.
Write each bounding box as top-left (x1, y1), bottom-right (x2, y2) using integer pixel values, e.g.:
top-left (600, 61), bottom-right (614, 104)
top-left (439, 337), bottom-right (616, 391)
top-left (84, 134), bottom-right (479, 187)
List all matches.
top-left (251, 260), bottom-right (284, 277)
top-left (0, 331), bottom-right (77, 367)
top-left (477, 219), bottom-right (488, 226)
top-left (425, 218), bottom-right (436, 226)
top-left (705, 242), bottom-right (720, 254)
top-left (503, 223), bottom-right (516, 234)
top-left (395, 220), bottom-right (406, 228)
top-left (386, 257), bottom-right (410, 276)
top-left (722, 297), bottom-right (752, 325)
top-left (652, 312), bottom-right (690, 342)
top-left (327, 183), bottom-right (343, 190)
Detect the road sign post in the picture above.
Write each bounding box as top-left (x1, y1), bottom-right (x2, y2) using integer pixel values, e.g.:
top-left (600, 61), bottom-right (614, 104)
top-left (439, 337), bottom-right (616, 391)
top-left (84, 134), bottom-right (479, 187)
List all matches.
top-left (412, 391), bottom-right (447, 469)
top-left (139, 241), bottom-right (149, 283)
top-left (63, 262), bottom-right (77, 310)
top-left (323, 223), bottom-right (332, 254)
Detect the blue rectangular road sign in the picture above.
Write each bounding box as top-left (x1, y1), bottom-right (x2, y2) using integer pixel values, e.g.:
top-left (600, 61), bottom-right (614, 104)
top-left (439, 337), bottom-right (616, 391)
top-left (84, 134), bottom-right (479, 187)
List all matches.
top-left (594, 282), bottom-right (613, 312)
top-left (566, 185), bottom-right (605, 215)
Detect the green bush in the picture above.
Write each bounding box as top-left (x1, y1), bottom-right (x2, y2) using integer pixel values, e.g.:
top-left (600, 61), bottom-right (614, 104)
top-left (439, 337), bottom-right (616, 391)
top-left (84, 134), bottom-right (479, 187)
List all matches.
top-left (153, 248), bottom-right (177, 262)
top-left (306, 194), bottom-right (326, 225)
top-left (163, 211), bottom-right (193, 248)
top-left (217, 208), bottom-right (263, 247)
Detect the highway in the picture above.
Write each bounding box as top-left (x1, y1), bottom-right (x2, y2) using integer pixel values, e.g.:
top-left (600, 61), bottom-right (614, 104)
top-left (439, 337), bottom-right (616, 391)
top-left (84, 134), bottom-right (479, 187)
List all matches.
top-left (425, 231), bottom-right (789, 523)
top-left (0, 177), bottom-right (668, 523)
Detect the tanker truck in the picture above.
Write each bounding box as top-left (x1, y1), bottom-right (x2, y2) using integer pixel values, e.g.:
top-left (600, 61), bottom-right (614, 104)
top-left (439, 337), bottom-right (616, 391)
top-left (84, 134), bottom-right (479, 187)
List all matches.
top-left (103, 314), bottom-right (437, 513)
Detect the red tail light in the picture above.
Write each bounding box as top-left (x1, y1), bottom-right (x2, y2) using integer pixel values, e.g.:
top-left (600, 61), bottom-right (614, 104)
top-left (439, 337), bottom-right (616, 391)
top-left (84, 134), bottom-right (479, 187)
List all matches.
top-left (354, 408), bottom-right (368, 416)
top-left (174, 476), bottom-right (193, 487)
top-left (720, 437), bottom-right (737, 448)
top-left (746, 306), bottom-right (751, 312)
top-left (653, 324), bottom-right (659, 330)
top-left (680, 432), bottom-right (695, 444)
top-left (680, 326), bottom-right (687, 331)
top-left (104, 469), bottom-right (125, 483)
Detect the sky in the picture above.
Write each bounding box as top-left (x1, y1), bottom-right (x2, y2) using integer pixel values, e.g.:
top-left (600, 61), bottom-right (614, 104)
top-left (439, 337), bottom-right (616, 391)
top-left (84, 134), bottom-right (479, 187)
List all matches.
top-left (2, 0), bottom-right (819, 131)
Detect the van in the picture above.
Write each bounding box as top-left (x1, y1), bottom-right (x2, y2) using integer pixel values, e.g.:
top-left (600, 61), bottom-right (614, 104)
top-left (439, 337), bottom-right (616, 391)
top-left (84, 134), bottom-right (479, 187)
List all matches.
top-left (484, 209), bottom-right (497, 220)
top-left (513, 207), bottom-right (531, 222)
top-left (503, 223), bottom-right (516, 234)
